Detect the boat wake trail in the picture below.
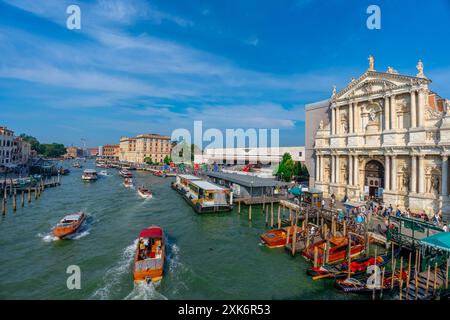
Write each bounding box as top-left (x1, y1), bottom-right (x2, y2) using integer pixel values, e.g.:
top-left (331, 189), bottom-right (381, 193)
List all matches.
top-left (92, 239), bottom-right (137, 300)
top-left (124, 281), bottom-right (167, 300)
top-left (164, 239), bottom-right (190, 296)
top-left (38, 232), bottom-right (58, 242)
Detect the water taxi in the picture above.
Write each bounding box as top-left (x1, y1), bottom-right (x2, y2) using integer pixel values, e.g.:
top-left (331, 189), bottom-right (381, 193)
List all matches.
top-left (81, 169), bottom-right (98, 181)
top-left (119, 169), bottom-right (133, 178)
top-left (260, 226), bottom-right (301, 248)
top-left (133, 226), bottom-right (165, 283)
top-left (137, 186), bottom-right (153, 199)
top-left (123, 177), bottom-right (133, 188)
top-left (172, 175), bottom-right (233, 213)
top-left (302, 235), bottom-right (365, 265)
top-left (72, 161), bottom-right (82, 168)
top-left (52, 212), bottom-right (86, 239)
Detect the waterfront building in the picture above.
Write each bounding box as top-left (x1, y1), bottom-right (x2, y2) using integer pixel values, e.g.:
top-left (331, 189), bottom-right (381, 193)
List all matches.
top-left (119, 133), bottom-right (171, 164)
top-left (65, 146), bottom-right (83, 159)
top-left (0, 127), bottom-right (31, 170)
top-left (195, 146), bottom-right (305, 165)
top-left (101, 144), bottom-right (120, 161)
top-left (305, 56), bottom-right (450, 218)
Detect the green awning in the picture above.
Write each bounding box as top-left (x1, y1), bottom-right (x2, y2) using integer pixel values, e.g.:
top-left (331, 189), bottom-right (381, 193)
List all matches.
top-left (421, 232), bottom-right (450, 252)
top-left (288, 186), bottom-right (303, 196)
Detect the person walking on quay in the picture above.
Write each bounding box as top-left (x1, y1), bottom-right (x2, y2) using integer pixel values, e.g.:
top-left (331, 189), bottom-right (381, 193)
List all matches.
top-left (443, 224), bottom-right (449, 232)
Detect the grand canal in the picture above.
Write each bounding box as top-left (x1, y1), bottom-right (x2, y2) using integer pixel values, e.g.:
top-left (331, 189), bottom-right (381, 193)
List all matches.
top-left (0, 161), bottom-right (362, 300)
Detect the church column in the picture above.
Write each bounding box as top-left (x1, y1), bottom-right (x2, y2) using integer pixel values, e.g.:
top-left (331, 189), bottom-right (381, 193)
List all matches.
top-left (391, 156), bottom-right (397, 192)
top-left (315, 154), bottom-right (320, 182)
top-left (410, 155), bottom-right (417, 193)
top-left (354, 103), bottom-right (360, 133)
top-left (442, 155), bottom-right (448, 196)
top-left (353, 155), bottom-right (359, 186)
top-left (417, 89), bottom-right (425, 127)
top-left (331, 108), bottom-right (336, 135)
top-left (335, 107), bottom-right (340, 135)
top-left (384, 96), bottom-right (390, 131)
top-left (418, 155), bottom-right (425, 194)
top-left (335, 155), bottom-right (340, 184)
top-left (320, 155), bottom-right (324, 181)
top-left (349, 103), bottom-right (354, 134)
top-left (331, 155), bottom-right (335, 183)
top-left (385, 155), bottom-right (390, 191)
top-left (390, 95), bottom-right (397, 130)
top-left (348, 154), bottom-right (353, 186)
top-left (410, 90), bottom-right (417, 128)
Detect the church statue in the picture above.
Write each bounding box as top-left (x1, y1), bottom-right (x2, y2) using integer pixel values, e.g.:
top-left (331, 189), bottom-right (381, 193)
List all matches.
top-left (416, 59), bottom-right (425, 78)
top-left (332, 85), bottom-right (337, 97)
top-left (368, 55), bottom-right (375, 71)
top-left (319, 120), bottom-right (324, 130)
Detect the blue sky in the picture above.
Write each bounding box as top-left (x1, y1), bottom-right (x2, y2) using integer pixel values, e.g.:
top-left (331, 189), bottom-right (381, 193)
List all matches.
top-left (0, 0), bottom-right (449, 147)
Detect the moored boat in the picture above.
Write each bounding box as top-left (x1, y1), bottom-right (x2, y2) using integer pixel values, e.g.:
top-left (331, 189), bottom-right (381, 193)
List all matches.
top-left (260, 226), bottom-right (301, 248)
top-left (307, 252), bottom-right (392, 279)
top-left (81, 169), bottom-right (98, 181)
top-left (302, 235), bottom-right (365, 265)
top-left (137, 186), bottom-right (153, 199)
top-left (133, 226), bottom-right (165, 283)
top-left (52, 212), bottom-right (86, 239)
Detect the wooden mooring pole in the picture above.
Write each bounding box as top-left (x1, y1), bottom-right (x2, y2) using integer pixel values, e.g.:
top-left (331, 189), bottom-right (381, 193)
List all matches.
top-left (21, 190), bottom-right (25, 207)
top-left (292, 224), bottom-right (297, 256)
top-left (433, 261), bottom-right (438, 294)
top-left (265, 206), bottom-right (268, 226)
top-left (238, 201), bottom-right (241, 214)
top-left (391, 258), bottom-right (396, 290)
top-left (1, 197), bottom-right (5, 215)
top-left (248, 205), bottom-right (252, 221)
top-left (425, 264), bottom-right (431, 298)
top-left (277, 205), bottom-right (281, 229)
top-left (380, 267), bottom-right (386, 300)
top-left (270, 205), bottom-right (274, 228)
top-left (405, 252), bottom-right (412, 299)
top-left (398, 257), bottom-right (404, 300)
top-left (12, 189), bottom-right (16, 212)
top-left (313, 246), bottom-right (319, 268)
top-left (28, 187), bottom-right (31, 203)
top-left (347, 235), bottom-right (352, 279)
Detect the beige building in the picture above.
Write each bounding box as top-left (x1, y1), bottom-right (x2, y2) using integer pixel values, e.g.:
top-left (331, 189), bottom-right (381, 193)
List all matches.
top-left (119, 133), bottom-right (171, 164)
top-left (0, 127), bottom-right (31, 168)
top-left (306, 56), bottom-right (450, 218)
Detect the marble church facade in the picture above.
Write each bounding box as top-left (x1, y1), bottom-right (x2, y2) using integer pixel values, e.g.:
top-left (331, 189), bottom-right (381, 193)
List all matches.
top-left (311, 57), bottom-right (450, 218)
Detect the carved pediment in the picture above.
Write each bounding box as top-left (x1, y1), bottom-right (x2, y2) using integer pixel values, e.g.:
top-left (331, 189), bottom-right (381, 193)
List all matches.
top-left (333, 71), bottom-right (431, 101)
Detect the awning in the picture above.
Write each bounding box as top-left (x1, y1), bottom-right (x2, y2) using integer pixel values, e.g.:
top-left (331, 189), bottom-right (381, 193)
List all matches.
top-left (288, 186), bottom-right (303, 196)
top-left (139, 226), bottom-right (163, 238)
top-left (420, 232), bottom-right (450, 251)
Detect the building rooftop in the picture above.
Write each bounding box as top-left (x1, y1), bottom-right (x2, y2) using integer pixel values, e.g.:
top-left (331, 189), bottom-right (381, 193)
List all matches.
top-left (206, 171), bottom-right (289, 188)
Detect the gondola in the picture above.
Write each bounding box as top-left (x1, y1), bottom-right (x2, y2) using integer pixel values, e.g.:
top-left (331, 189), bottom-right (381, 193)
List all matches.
top-left (334, 269), bottom-right (410, 294)
top-left (307, 252), bottom-right (393, 279)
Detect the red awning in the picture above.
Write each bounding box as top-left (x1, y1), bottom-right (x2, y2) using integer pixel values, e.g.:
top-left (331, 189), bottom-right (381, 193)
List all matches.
top-left (139, 226), bottom-right (163, 238)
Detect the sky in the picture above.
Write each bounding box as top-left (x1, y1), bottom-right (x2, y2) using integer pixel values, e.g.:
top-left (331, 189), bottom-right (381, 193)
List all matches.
top-left (0, 0), bottom-right (449, 148)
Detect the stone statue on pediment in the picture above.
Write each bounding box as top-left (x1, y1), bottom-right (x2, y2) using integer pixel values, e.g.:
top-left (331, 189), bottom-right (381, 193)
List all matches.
top-left (319, 120), bottom-right (324, 130)
top-left (368, 55), bottom-right (375, 71)
top-left (416, 59), bottom-right (425, 78)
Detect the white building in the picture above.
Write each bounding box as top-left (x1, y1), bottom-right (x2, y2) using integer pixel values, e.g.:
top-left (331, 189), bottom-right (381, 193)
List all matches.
top-left (306, 56), bottom-right (450, 218)
top-left (195, 146), bottom-right (305, 165)
top-left (0, 127), bottom-right (15, 167)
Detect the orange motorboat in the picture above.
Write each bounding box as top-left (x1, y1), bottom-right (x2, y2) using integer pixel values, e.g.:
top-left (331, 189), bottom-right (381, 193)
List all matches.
top-left (302, 235), bottom-right (365, 265)
top-left (260, 226), bottom-right (300, 248)
top-left (52, 212), bottom-right (86, 239)
top-left (133, 226), bottom-right (165, 283)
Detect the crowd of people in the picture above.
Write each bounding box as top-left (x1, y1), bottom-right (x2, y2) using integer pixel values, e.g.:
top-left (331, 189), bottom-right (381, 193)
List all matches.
top-left (325, 194), bottom-right (449, 232)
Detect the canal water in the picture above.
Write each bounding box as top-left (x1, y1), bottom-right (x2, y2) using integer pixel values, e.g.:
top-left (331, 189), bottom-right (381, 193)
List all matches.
top-left (0, 161), bottom-right (365, 300)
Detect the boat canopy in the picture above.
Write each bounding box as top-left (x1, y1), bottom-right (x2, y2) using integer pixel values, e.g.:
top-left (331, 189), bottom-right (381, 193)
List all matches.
top-left (62, 213), bottom-right (82, 221)
top-left (139, 227), bottom-right (163, 238)
top-left (178, 174), bottom-right (202, 180)
top-left (288, 186), bottom-right (303, 196)
top-left (190, 180), bottom-right (227, 192)
top-left (83, 169), bottom-right (97, 173)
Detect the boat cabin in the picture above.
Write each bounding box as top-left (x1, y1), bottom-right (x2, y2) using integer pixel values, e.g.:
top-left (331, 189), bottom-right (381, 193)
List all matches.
top-left (174, 174), bottom-right (202, 192)
top-left (303, 189), bottom-right (323, 209)
top-left (134, 226), bottom-right (164, 282)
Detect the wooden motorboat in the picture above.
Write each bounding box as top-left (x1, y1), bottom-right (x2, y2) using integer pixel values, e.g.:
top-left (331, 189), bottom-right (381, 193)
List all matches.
top-left (123, 178), bottom-right (133, 188)
top-left (260, 226), bottom-right (301, 248)
top-left (307, 252), bottom-right (392, 279)
top-left (302, 235), bottom-right (365, 265)
top-left (119, 169), bottom-right (133, 178)
top-left (52, 212), bottom-right (86, 239)
top-left (137, 186), bottom-right (153, 199)
top-left (81, 169), bottom-right (98, 181)
top-left (133, 226), bottom-right (165, 283)
top-left (334, 269), bottom-right (410, 294)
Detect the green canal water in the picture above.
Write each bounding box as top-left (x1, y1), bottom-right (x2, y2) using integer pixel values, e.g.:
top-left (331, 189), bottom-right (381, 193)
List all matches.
top-left (0, 161), bottom-right (365, 300)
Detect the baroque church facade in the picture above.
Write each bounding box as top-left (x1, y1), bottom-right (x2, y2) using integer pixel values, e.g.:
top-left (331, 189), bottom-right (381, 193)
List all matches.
top-left (312, 56), bottom-right (450, 218)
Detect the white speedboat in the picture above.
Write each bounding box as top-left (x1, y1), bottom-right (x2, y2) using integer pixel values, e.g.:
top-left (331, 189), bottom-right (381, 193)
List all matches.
top-left (123, 178), bottom-right (133, 188)
top-left (81, 169), bottom-right (98, 182)
top-left (137, 186), bottom-right (153, 199)
top-left (98, 170), bottom-right (110, 176)
top-left (119, 169), bottom-right (133, 178)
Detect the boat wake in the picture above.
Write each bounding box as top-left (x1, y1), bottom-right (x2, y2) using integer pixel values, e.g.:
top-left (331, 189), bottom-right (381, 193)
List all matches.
top-left (124, 281), bottom-right (167, 300)
top-left (91, 239), bottom-right (137, 300)
top-left (38, 232), bottom-right (59, 242)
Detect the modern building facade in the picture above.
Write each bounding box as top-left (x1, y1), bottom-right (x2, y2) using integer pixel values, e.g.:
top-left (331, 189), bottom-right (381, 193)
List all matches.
top-left (119, 133), bottom-right (171, 164)
top-left (306, 57), bottom-right (450, 218)
top-left (195, 146), bottom-right (305, 165)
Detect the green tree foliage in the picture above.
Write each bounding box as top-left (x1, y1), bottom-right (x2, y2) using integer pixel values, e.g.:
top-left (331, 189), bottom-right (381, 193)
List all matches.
top-left (144, 156), bottom-right (153, 165)
top-left (295, 161), bottom-right (309, 181)
top-left (19, 134), bottom-right (41, 153)
top-left (41, 143), bottom-right (66, 158)
top-left (163, 155), bottom-right (172, 165)
top-left (276, 153), bottom-right (296, 182)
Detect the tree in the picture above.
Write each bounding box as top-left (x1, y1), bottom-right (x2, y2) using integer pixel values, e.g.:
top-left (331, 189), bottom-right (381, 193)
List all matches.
top-left (276, 153), bottom-right (295, 182)
top-left (294, 162), bottom-right (309, 181)
top-left (163, 155), bottom-right (172, 165)
top-left (19, 134), bottom-right (41, 153)
top-left (144, 156), bottom-right (153, 165)
top-left (41, 143), bottom-right (66, 158)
